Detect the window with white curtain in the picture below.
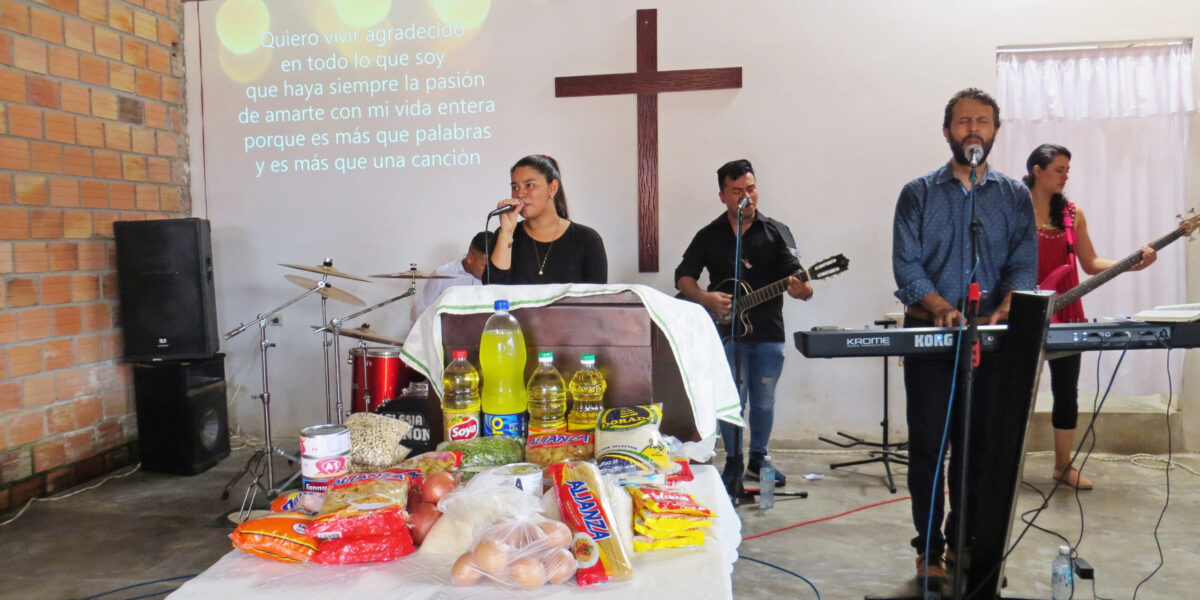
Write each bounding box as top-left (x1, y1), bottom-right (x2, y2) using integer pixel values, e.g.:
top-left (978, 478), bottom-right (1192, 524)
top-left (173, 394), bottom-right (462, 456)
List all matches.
top-left (992, 41), bottom-right (1195, 398)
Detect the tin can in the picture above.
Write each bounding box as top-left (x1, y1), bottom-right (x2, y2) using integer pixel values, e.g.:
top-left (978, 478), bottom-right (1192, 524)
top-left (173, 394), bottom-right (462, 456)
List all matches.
top-left (499, 462), bottom-right (544, 495)
top-left (302, 476), bottom-right (336, 494)
top-left (299, 424), bottom-right (351, 457)
top-left (301, 451), bottom-right (350, 479)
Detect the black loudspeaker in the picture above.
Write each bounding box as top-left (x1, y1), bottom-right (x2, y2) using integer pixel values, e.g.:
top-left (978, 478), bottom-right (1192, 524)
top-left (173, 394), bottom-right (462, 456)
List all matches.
top-left (132, 355), bottom-right (230, 475)
top-left (114, 218), bottom-right (219, 361)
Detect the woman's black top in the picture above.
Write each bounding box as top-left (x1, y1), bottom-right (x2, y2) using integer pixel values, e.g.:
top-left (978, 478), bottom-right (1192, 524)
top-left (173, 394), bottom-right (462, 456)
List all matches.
top-left (483, 221), bottom-right (607, 284)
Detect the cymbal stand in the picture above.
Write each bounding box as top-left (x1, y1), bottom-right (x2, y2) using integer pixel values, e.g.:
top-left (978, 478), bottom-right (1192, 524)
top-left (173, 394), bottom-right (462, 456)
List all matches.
top-left (315, 278), bottom-right (418, 423)
top-left (321, 294), bottom-right (333, 423)
top-left (221, 277), bottom-right (330, 510)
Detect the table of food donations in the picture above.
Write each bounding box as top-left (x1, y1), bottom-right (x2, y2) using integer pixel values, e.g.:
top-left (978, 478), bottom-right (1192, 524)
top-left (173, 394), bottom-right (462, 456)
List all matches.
top-left (171, 285), bottom-right (743, 599)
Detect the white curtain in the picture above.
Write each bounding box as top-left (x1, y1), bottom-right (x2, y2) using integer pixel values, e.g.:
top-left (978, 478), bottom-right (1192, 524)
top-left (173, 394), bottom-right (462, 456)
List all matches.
top-left (992, 42), bottom-right (1194, 398)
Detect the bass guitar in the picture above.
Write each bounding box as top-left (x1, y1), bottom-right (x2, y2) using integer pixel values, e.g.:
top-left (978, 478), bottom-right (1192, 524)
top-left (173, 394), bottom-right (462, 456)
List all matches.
top-left (1050, 210), bottom-right (1200, 313)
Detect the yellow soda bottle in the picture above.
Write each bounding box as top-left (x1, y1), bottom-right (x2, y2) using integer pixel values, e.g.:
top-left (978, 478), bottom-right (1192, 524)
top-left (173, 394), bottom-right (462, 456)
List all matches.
top-left (442, 349), bottom-right (481, 442)
top-left (479, 300), bottom-right (528, 436)
top-left (527, 352), bottom-right (567, 434)
top-left (567, 354), bottom-right (606, 431)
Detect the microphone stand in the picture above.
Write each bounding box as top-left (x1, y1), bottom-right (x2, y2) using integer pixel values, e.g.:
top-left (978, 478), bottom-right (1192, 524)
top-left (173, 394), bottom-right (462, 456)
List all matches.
top-left (727, 200), bottom-right (749, 499)
top-left (951, 163), bottom-right (984, 600)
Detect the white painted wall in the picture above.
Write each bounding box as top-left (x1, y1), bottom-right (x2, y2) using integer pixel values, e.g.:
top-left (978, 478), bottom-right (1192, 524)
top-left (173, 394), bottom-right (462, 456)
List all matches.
top-left (185, 0), bottom-right (1200, 448)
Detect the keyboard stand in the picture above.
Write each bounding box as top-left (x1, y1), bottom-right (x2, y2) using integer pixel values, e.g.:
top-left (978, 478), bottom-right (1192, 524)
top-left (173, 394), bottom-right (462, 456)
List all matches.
top-left (819, 318), bottom-right (909, 493)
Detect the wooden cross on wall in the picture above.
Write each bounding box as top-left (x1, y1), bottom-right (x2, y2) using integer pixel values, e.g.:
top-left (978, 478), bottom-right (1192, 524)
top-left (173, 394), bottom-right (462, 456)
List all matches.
top-left (555, 9), bottom-right (742, 272)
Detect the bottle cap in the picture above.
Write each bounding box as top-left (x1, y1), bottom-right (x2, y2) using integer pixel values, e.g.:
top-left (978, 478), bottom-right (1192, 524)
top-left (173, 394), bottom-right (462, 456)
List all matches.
top-left (494, 299), bottom-right (509, 311)
top-left (1059, 545), bottom-right (1071, 554)
top-left (580, 353), bottom-right (596, 363)
top-left (538, 351), bottom-right (554, 361)
top-left (452, 349), bottom-right (467, 359)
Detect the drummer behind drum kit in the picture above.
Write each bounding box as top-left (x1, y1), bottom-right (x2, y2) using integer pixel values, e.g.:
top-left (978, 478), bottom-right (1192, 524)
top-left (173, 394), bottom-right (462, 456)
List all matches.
top-left (221, 259), bottom-right (452, 509)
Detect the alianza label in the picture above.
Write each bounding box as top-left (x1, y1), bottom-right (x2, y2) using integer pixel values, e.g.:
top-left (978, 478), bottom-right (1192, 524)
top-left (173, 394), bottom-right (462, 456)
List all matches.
top-left (565, 479), bottom-right (611, 541)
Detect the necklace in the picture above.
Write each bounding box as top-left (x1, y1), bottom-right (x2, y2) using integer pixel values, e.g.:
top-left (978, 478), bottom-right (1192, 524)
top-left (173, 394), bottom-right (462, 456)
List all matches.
top-left (530, 219), bottom-right (564, 276)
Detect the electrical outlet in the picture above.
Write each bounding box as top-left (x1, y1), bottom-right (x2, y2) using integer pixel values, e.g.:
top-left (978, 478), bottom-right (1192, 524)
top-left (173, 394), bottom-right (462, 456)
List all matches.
top-left (268, 314), bottom-right (283, 327)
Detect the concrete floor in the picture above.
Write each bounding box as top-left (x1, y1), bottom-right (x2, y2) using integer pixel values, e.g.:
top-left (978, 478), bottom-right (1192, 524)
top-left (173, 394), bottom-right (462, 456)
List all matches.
top-left (0, 446), bottom-right (1196, 600)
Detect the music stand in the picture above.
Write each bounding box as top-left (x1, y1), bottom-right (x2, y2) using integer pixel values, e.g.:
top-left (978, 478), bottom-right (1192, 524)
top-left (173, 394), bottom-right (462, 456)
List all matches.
top-left (819, 317), bottom-right (909, 493)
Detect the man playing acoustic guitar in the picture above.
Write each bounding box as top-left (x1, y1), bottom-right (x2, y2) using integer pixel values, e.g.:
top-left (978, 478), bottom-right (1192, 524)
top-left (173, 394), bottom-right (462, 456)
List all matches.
top-left (674, 158), bottom-right (813, 489)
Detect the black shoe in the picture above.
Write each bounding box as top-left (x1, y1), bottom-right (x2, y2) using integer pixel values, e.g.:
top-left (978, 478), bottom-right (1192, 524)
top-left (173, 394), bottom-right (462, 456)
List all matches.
top-left (747, 454), bottom-right (787, 486)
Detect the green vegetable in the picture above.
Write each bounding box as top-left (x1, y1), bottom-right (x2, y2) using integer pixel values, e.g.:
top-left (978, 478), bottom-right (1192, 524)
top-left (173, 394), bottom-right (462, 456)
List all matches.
top-left (437, 435), bottom-right (525, 467)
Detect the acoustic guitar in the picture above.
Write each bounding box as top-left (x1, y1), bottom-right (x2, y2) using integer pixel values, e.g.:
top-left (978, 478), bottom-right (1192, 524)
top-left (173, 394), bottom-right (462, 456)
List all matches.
top-left (688, 253), bottom-right (849, 339)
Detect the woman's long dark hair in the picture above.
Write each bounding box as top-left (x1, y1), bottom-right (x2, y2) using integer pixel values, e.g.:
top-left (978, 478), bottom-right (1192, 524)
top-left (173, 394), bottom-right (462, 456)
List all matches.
top-left (1023, 143), bottom-right (1072, 229)
top-left (511, 155), bottom-right (568, 219)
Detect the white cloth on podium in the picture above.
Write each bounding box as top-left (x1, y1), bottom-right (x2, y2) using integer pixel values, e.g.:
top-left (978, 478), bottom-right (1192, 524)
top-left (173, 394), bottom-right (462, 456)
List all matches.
top-left (401, 283), bottom-right (743, 435)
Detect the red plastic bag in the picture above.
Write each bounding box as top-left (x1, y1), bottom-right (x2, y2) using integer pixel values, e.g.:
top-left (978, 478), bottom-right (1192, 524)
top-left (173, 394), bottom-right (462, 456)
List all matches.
top-left (305, 506), bottom-right (408, 540)
top-left (312, 529), bottom-right (415, 564)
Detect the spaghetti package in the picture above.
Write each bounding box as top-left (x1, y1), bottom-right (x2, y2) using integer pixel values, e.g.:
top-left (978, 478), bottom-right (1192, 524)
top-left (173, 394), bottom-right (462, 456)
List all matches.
top-left (230, 512), bottom-right (320, 563)
top-left (547, 461), bottom-right (634, 586)
top-left (269, 491), bottom-right (322, 516)
top-left (594, 405), bottom-right (673, 477)
top-left (311, 529), bottom-right (416, 564)
top-left (309, 470), bottom-right (420, 538)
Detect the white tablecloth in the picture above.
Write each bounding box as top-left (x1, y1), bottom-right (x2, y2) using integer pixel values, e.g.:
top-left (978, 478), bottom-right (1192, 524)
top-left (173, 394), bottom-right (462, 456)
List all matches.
top-left (170, 466), bottom-right (741, 600)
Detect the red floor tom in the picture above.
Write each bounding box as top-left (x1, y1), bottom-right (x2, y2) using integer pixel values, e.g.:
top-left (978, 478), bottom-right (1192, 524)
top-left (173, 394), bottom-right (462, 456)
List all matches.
top-left (349, 346), bottom-right (410, 413)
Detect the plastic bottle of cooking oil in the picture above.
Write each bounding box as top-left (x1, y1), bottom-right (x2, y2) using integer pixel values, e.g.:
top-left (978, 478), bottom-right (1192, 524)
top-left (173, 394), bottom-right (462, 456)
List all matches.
top-left (567, 354), bottom-right (606, 431)
top-left (526, 351), bottom-right (567, 434)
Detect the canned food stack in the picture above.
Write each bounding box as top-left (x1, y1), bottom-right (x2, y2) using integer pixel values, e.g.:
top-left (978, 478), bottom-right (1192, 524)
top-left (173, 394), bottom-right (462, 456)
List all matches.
top-left (299, 424), bottom-right (351, 493)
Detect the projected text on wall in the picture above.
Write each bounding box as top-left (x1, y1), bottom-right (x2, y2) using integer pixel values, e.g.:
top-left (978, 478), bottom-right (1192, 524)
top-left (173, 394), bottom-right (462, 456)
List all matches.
top-left (214, 0), bottom-right (495, 178)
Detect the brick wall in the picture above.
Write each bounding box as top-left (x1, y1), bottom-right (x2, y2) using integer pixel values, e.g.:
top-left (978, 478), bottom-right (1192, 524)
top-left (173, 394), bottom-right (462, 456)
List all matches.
top-left (0, 0), bottom-right (187, 511)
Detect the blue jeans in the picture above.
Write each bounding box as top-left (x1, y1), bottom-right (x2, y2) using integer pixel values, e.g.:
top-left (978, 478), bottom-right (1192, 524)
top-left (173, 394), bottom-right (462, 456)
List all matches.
top-left (718, 340), bottom-right (786, 458)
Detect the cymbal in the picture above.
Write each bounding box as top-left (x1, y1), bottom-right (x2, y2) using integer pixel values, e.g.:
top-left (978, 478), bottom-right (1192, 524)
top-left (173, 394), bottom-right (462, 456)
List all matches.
top-left (311, 324), bottom-right (404, 346)
top-left (369, 267), bottom-right (454, 279)
top-left (284, 275), bottom-right (366, 306)
top-left (279, 262), bottom-right (370, 282)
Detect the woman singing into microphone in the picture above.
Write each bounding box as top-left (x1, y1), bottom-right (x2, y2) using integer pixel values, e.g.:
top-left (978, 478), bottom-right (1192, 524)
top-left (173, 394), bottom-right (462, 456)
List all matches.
top-left (485, 155), bottom-right (608, 284)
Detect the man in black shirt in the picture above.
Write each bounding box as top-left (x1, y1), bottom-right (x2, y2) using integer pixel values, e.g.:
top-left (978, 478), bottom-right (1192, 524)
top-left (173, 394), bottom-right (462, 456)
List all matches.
top-left (675, 159), bottom-right (812, 486)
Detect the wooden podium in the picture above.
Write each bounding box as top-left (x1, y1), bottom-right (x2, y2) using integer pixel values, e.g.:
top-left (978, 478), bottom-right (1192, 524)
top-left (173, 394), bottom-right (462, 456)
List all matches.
top-left (439, 291), bottom-right (702, 443)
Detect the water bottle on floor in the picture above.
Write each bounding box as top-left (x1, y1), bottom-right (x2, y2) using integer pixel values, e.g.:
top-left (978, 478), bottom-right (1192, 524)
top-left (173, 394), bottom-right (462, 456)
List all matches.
top-left (1051, 545), bottom-right (1073, 600)
top-left (759, 458), bottom-right (775, 509)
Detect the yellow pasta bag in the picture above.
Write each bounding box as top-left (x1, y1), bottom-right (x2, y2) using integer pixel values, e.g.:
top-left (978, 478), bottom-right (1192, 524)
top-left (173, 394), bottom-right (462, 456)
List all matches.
top-left (547, 461), bottom-right (634, 586)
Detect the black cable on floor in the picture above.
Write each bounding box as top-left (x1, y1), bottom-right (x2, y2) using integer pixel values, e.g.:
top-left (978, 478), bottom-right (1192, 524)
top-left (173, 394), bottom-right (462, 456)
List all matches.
top-left (738, 554), bottom-right (821, 599)
top-left (1131, 346), bottom-right (1174, 599)
top-left (76, 574), bottom-right (197, 600)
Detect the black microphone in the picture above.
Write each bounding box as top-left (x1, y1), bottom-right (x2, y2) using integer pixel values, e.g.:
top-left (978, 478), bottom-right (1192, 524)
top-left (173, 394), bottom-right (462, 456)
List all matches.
top-left (487, 201), bottom-right (522, 217)
top-left (738, 196), bottom-right (751, 210)
top-left (966, 144), bottom-right (983, 168)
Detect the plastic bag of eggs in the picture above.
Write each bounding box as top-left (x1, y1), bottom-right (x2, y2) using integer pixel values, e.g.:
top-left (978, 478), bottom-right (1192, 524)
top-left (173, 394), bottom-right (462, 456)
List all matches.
top-left (450, 516), bottom-right (576, 589)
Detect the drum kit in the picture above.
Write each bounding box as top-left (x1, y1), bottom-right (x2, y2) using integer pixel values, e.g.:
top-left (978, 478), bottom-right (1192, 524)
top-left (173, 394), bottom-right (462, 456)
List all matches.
top-left (221, 259), bottom-right (452, 507)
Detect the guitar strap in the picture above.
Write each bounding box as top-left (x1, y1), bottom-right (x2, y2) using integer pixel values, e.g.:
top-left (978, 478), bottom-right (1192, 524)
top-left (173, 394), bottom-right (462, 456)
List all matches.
top-left (1063, 201), bottom-right (1077, 263)
top-left (1039, 201), bottom-right (1077, 292)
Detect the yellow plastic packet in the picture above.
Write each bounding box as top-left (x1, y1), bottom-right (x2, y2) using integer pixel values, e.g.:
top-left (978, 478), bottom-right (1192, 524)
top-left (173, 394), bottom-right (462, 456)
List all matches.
top-left (633, 512), bottom-right (711, 536)
top-left (632, 530), bottom-right (705, 552)
top-left (627, 485), bottom-right (714, 517)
